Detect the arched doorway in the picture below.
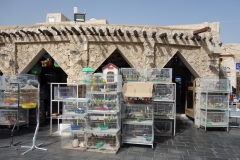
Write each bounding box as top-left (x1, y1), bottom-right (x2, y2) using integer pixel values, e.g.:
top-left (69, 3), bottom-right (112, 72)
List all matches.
top-left (164, 52), bottom-right (199, 119)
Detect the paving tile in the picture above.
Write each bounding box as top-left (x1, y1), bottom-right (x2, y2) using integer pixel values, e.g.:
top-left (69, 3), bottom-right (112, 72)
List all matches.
top-left (142, 152), bottom-right (154, 157)
top-left (195, 147), bottom-right (214, 153)
top-left (121, 155), bottom-right (137, 160)
top-left (183, 155), bottom-right (205, 160)
top-left (168, 149), bottom-right (188, 155)
top-left (212, 148), bottom-right (227, 154)
top-left (154, 153), bottom-right (165, 158)
top-left (214, 153), bottom-right (237, 159)
top-left (211, 144), bottom-right (226, 149)
top-left (204, 157), bottom-right (229, 160)
top-left (153, 148), bottom-right (168, 153)
top-left (176, 146), bottom-right (196, 152)
top-left (133, 147), bottom-right (147, 152)
top-left (164, 153), bottom-right (183, 159)
top-left (157, 145), bottom-right (176, 149)
top-left (135, 156), bottom-right (153, 160)
top-left (188, 151), bottom-right (216, 157)
top-left (128, 151), bottom-right (142, 156)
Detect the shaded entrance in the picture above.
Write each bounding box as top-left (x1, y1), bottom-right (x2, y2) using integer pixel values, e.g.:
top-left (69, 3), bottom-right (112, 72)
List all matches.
top-left (21, 49), bottom-right (67, 123)
top-left (95, 49), bottom-right (131, 73)
top-left (164, 52), bottom-right (198, 119)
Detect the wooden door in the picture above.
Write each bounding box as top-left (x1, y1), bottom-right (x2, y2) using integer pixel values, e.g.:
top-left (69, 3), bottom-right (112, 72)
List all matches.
top-left (185, 73), bottom-right (195, 119)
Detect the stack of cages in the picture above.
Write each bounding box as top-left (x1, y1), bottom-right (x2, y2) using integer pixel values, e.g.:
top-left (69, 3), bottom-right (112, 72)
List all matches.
top-left (120, 68), bottom-right (146, 82)
top-left (51, 83), bottom-right (78, 135)
top-left (121, 103), bottom-right (154, 148)
top-left (199, 78), bottom-right (230, 131)
top-left (150, 68), bottom-right (176, 136)
top-left (0, 74), bottom-right (37, 128)
top-left (61, 98), bottom-right (89, 150)
top-left (85, 73), bottom-right (122, 153)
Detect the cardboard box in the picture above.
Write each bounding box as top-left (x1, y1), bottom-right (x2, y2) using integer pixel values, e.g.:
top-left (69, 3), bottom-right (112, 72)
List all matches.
top-left (122, 83), bottom-right (153, 97)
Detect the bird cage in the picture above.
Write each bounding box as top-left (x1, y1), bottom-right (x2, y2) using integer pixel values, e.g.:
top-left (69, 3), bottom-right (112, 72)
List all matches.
top-left (20, 84), bottom-right (38, 109)
top-left (3, 88), bottom-right (19, 106)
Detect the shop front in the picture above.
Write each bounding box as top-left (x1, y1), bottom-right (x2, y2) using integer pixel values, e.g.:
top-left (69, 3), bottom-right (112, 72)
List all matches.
top-left (0, 18), bottom-right (222, 126)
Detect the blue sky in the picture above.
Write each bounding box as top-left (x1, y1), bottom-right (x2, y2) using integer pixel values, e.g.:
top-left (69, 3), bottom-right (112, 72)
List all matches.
top-left (0, 0), bottom-right (239, 44)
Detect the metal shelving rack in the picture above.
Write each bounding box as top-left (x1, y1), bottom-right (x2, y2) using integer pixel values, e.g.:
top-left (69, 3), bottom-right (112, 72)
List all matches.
top-left (199, 78), bottom-right (230, 132)
top-left (50, 83), bottom-right (78, 135)
top-left (153, 83), bottom-right (176, 136)
top-left (0, 75), bottom-right (37, 130)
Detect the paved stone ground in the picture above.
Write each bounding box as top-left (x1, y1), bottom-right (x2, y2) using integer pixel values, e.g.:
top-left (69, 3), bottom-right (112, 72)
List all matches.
top-left (0, 116), bottom-right (240, 160)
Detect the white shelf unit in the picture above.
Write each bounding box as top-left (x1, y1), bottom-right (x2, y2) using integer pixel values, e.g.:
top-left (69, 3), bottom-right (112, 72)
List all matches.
top-left (121, 103), bottom-right (154, 149)
top-left (199, 78), bottom-right (230, 132)
top-left (50, 83), bottom-right (78, 135)
top-left (0, 75), bottom-right (37, 130)
top-left (153, 83), bottom-right (176, 136)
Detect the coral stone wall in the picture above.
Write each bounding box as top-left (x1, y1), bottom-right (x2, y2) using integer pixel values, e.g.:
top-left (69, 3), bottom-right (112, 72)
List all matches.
top-left (0, 22), bottom-right (221, 126)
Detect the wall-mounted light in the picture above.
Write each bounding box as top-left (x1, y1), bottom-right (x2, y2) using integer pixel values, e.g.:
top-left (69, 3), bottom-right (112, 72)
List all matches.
top-left (219, 42), bottom-right (222, 47)
top-left (70, 49), bottom-right (80, 55)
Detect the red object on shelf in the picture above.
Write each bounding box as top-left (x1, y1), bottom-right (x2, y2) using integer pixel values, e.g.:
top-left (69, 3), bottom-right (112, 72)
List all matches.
top-left (98, 108), bottom-right (107, 110)
top-left (229, 95), bottom-right (234, 102)
top-left (8, 119), bottom-right (14, 123)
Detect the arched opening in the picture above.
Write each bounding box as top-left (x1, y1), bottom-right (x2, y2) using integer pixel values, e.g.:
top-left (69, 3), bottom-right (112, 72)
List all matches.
top-left (94, 49), bottom-right (131, 73)
top-left (164, 51), bottom-right (199, 119)
top-left (20, 49), bottom-right (67, 124)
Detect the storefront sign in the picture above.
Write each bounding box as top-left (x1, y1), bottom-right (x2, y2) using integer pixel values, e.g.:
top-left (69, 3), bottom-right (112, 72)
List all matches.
top-left (236, 63), bottom-right (240, 70)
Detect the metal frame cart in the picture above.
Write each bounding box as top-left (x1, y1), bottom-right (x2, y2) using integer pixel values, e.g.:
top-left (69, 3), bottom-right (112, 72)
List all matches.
top-left (199, 78), bottom-right (230, 132)
top-left (21, 80), bottom-right (47, 155)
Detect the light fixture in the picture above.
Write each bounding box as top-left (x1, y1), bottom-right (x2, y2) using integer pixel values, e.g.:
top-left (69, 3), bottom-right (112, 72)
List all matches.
top-left (74, 13), bottom-right (86, 22)
top-left (70, 49), bottom-right (80, 55)
top-left (219, 42), bottom-right (222, 47)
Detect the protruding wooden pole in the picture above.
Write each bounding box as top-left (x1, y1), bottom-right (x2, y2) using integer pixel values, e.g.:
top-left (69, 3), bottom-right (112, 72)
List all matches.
top-left (65, 27), bottom-right (73, 35)
top-left (179, 33), bottom-right (184, 39)
top-left (79, 26), bottom-right (86, 35)
top-left (51, 26), bottom-right (61, 35)
top-left (159, 33), bottom-right (167, 39)
top-left (152, 32), bottom-right (156, 38)
top-left (71, 27), bottom-right (80, 35)
top-left (106, 28), bottom-right (111, 36)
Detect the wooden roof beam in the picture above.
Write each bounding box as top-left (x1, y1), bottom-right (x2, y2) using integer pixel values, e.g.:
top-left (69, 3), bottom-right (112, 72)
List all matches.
top-left (65, 27), bottom-right (73, 35)
top-left (172, 33), bottom-right (178, 39)
top-left (86, 27), bottom-right (94, 35)
top-left (79, 26), bottom-right (86, 35)
top-left (113, 29), bottom-right (117, 36)
top-left (159, 33), bottom-right (167, 39)
top-left (126, 30), bottom-right (131, 37)
top-left (38, 29), bottom-right (45, 35)
top-left (71, 27), bottom-right (80, 35)
top-left (179, 33), bottom-right (184, 39)
top-left (106, 28), bottom-right (111, 36)
top-left (152, 32), bottom-right (156, 38)
top-left (2, 32), bottom-right (10, 38)
top-left (133, 30), bottom-right (139, 37)
top-left (61, 30), bottom-right (67, 36)
top-left (92, 27), bottom-right (98, 35)
top-left (99, 29), bottom-right (104, 36)
top-left (15, 32), bottom-right (22, 37)
top-left (51, 26), bottom-right (61, 35)
top-left (193, 27), bottom-right (211, 35)
top-left (10, 33), bottom-right (16, 37)
top-left (43, 30), bottom-right (53, 36)
top-left (118, 29), bottom-right (124, 36)
top-left (143, 30), bottom-right (147, 38)
top-left (20, 30), bottom-right (28, 35)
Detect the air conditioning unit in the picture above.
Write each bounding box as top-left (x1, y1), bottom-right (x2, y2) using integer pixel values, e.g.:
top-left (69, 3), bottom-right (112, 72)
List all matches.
top-left (210, 45), bottom-right (222, 54)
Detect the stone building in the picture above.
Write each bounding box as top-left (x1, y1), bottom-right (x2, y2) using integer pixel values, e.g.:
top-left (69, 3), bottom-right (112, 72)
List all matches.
top-left (0, 13), bottom-right (223, 126)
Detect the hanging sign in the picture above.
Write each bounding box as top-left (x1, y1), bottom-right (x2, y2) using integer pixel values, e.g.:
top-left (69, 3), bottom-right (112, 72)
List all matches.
top-left (236, 63), bottom-right (240, 70)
